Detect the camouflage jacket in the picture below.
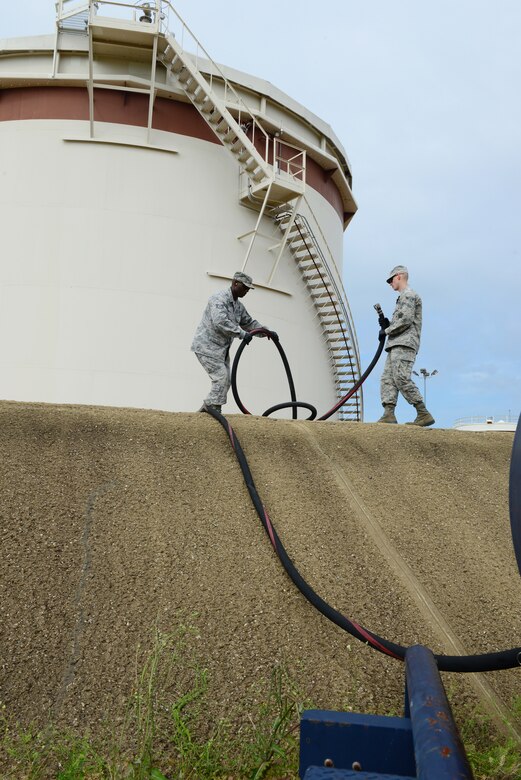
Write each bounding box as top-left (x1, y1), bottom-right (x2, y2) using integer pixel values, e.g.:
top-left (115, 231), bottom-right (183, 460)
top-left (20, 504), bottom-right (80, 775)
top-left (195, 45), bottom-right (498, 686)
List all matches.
top-left (191, 287), bottom-right (263, 359)
top-left (384, 287), bottom-right (422, 353)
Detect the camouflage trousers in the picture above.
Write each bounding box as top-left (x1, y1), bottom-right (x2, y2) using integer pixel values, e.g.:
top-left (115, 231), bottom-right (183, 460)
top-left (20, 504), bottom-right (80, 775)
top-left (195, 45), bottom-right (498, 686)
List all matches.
top-left (380, 346), bottom-right (423, 406)
top-left (195, 351), bottom-right (231, 406)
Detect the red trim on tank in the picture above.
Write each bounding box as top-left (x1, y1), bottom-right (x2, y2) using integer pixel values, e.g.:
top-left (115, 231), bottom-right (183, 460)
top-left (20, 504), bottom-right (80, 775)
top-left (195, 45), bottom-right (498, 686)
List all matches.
top-left (0, 86), bottom-right (345, 220)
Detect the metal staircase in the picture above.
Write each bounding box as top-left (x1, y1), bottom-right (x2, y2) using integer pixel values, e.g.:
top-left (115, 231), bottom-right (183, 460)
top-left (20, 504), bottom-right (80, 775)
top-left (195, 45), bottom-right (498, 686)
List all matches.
top-left (159, 34), bottom-right (305, 206)
top-left (162, 36), bottom-right (270, 185)
top-left (271, 206), bottom-right (362, 421)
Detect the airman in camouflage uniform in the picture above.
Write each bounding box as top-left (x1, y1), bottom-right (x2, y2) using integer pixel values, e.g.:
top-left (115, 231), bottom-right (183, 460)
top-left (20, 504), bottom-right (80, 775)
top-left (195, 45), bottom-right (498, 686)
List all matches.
top-left (191, 271), bottom-right (278, 413)
top-left (377, 265), bottom-right (435, 426)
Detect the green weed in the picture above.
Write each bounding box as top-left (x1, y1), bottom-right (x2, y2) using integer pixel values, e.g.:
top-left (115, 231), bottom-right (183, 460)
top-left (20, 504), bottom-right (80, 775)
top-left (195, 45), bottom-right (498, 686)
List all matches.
top-left (458, 698), bottom-right (521, 780)
top-left (0, 626), bottom-right (305, 779)
top-left (238, 666), bottom-right (306, 780)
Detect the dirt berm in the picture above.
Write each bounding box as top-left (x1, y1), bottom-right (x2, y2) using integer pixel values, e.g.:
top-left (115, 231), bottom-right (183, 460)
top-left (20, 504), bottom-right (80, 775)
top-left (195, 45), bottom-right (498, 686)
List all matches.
top-left (1, 400), bottom-right (520, 742)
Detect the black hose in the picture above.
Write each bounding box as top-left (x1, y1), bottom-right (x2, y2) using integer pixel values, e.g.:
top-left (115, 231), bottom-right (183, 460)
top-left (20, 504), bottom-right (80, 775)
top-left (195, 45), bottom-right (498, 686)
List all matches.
top-left (203, 406), bottom-right (521, 672)
top-left (510, 414), bottom-right (521, 577)
top-left (231, 329), bottom-right (314, 419)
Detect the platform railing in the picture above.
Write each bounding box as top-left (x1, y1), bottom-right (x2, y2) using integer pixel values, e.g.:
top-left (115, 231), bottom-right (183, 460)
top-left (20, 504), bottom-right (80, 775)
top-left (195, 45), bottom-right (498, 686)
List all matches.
top-left (454, 413), bottom-right (519, 426)
top-left (274, 140), bottom-right (306, 183)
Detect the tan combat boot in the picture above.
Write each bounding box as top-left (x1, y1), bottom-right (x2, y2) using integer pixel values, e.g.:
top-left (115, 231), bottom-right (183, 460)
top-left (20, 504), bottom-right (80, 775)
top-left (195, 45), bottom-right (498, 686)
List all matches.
top-left (377, 404), bottom-right (398, 423)
top-left (406, 401), bottom-right (435, 427)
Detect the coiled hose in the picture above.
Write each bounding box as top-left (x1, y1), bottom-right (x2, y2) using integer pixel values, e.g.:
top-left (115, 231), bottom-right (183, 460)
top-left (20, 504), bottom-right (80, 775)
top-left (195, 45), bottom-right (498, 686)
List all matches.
top-left (232, 305), bottom-right (386, 421)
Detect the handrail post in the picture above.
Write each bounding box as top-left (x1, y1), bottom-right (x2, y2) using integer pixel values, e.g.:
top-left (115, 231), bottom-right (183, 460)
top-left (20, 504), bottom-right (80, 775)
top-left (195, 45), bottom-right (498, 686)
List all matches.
top-left (406, 645), bottom-right (474, 779)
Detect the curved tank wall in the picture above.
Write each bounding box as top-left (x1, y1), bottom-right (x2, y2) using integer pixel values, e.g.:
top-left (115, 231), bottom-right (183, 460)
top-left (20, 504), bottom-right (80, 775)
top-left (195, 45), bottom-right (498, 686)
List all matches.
top-left (0, 19), bottom-right (359, 419)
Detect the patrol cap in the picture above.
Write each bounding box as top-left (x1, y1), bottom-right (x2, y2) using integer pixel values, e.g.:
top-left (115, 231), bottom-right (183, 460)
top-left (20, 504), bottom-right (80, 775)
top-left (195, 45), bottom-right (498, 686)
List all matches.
top-left (233, 271), bottom-right (255, 289)
top-left (386, 265), bottom-right (408, 283)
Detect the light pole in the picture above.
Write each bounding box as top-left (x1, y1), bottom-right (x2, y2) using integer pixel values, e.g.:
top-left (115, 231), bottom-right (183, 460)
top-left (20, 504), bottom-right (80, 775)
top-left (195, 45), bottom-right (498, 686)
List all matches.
top-left (412, 368), bottom-right (438, 404)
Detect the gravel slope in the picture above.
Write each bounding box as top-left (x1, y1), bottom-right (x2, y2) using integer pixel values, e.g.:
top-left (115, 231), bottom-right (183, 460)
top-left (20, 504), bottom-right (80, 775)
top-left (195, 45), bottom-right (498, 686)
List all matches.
top-left (0, 401), bottom-right (519, 742)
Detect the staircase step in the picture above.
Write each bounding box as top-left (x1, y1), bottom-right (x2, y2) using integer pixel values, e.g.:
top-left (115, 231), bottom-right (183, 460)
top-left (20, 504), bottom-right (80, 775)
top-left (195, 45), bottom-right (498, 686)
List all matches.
top-left (193, 90), bottom-right (208, 105)
top-left (252, 169), bottom-right (267, 183)
top-left (296, 258), bottom-right (319, 268)
top-left (185, 80), bottom-right (199, 95)
top-left (221, 129), bottom-right (237, 144)
top-left (298, 259), bottom-right (320, 269)
top-left (163, 45), bottom-right (176, 62)
top-left (324, 331), bottom-right (351, 339)
top-left (177, 68), bottom-right (192, 84)
top-left (208, 111), bottom-right (224, 125)
top-left (200, 100), bottom-right (216, 115)
top-left (308, 280), bottom-right (334, 290)
top-left (320, 308), bottom-right (341, 315)
top-left (300, 266), bottom-right (322, 275)
top-left (295, 251), bottom-right (317, 262)
top-left (316, 301), bottom-right (341, 310)
top-left (171, 56), bottom-right (184, 73)
top-left (310, 289), bottom-right (334, 298)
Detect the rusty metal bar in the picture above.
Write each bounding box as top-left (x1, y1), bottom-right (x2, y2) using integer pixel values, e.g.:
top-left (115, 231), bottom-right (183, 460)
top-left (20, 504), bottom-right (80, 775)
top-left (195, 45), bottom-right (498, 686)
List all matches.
top-left (405, 645), bottom-right (474, 779)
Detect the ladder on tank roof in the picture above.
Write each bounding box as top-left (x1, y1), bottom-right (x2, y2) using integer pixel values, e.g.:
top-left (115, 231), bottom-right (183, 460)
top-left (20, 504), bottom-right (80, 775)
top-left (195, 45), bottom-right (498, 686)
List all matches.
top-left (270, 204), bottom-right (362, 421)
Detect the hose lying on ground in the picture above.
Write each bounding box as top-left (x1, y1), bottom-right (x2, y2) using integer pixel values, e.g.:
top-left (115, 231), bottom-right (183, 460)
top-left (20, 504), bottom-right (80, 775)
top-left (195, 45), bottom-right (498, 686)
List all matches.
top-left (215, 319), bottom-right (521, 672)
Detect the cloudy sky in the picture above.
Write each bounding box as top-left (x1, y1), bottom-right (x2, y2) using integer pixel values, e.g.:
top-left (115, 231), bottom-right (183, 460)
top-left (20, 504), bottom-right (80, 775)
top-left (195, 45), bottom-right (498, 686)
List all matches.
top-left (5, 1), bottom-right (520, 427)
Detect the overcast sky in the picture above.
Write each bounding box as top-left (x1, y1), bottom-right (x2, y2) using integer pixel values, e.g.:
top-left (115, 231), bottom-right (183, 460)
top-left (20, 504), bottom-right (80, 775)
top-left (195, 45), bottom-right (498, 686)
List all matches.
top-left (4, 1), bottom-right (520, 428)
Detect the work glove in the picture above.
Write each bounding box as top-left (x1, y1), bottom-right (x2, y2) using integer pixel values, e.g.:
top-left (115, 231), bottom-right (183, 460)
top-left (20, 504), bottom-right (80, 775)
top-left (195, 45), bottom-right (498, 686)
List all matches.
top-left (378, 315), bottom-right (390, 329)
top-left (267, 330), bottom-right (279, 342)
top-left (243, 332), bottom-right (253, 344)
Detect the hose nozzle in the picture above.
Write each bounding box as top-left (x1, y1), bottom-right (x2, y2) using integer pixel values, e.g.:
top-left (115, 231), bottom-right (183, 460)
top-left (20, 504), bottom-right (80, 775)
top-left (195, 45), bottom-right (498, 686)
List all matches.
top-left (374, 303), bottom-right (383, 317)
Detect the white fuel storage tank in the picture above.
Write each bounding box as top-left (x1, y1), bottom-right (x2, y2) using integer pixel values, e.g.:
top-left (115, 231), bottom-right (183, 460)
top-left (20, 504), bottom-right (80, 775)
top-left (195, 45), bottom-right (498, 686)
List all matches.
top-left (0, 1), bottom-right (361, 419)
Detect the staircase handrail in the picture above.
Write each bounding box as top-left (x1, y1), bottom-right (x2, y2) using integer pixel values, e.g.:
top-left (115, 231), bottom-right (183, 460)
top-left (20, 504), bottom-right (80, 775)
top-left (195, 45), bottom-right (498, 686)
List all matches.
top-left (56, 0), bottom-right (90, 22)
